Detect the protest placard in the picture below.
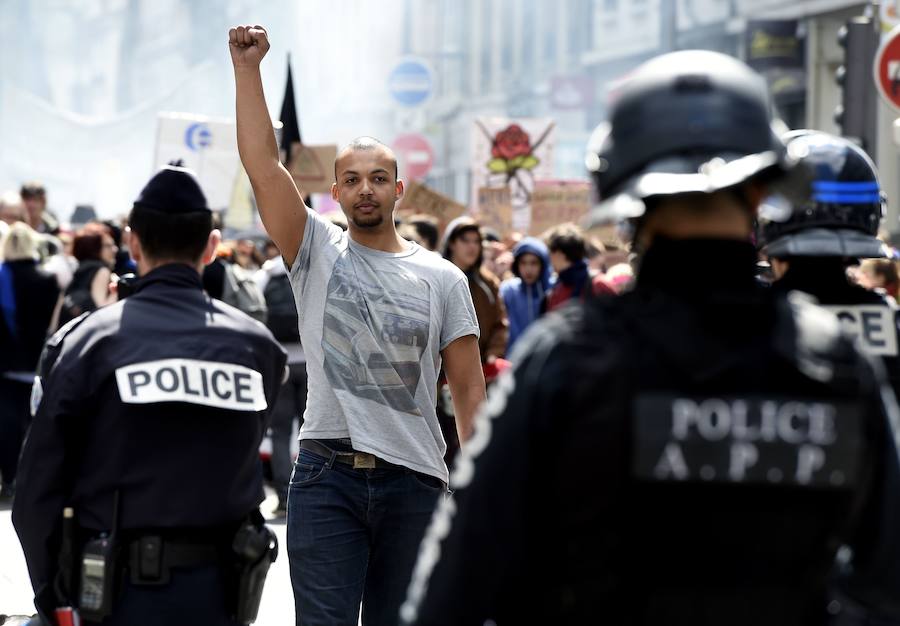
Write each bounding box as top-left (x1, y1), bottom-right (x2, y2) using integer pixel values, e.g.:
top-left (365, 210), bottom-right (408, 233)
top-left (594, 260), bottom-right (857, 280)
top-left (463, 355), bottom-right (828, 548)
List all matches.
top-left (475, 187), bottom-right (513, 236)
top-left (471, 117), bottom-right (555, 232)
top-left (287, 143), bottom-right (338, 194)
top-left (529, 181), bottom-right (591, 237)
top-left (396, 181), bottom-right (467, 232)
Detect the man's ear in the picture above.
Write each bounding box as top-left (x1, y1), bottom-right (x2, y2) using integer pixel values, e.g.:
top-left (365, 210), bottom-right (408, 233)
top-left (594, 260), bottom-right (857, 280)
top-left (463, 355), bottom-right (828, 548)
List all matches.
top-left (127, 227), bottom-right (143, 264)
top-left (331, 182), bottom-right (339, 201)
top-left (395, 179), bottom-right (404, 201)
top-left (201, 229), bottom-right (222, 266)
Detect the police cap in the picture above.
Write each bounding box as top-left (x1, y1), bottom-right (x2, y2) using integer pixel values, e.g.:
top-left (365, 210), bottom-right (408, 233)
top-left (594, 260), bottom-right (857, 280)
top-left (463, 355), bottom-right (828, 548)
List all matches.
top-left (134, 160), bottom-right (210, 214)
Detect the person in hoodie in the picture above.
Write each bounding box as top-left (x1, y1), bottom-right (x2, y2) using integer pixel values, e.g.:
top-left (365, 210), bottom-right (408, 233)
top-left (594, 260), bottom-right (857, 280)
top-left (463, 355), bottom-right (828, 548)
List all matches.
top-left (543, 222), bottom-right (616, 312)
top-left (442, 216), bottom-right (508, 363)
top-left (499, 237), bottom-right (551, 354)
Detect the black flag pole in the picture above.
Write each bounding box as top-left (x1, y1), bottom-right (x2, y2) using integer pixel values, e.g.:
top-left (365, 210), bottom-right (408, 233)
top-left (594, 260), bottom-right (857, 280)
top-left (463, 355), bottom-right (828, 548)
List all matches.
top-left (279, 53), bottom-right (302, 166)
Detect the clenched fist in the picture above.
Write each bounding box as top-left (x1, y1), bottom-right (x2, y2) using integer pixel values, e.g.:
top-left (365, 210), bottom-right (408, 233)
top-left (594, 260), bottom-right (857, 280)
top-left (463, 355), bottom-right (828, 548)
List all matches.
top-left (229, 25), bottom-right (270, 68)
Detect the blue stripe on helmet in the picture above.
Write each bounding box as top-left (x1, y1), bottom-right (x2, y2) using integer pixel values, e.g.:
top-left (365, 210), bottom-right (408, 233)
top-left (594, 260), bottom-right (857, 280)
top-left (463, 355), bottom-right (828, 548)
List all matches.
top-left (813, 192), bottom-right (882, 204)
top-left (812, 181), bottom-right (880, 193)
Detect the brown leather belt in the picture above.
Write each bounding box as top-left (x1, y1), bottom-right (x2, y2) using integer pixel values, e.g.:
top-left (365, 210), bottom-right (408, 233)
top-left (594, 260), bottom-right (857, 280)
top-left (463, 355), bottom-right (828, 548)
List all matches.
top-left (299, 439), bottom-right (399, 470)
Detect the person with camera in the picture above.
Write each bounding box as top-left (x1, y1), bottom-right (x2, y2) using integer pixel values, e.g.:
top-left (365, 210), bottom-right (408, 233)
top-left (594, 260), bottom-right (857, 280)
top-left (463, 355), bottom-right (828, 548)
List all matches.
top-left (13, 163), bottom-right (286, 625)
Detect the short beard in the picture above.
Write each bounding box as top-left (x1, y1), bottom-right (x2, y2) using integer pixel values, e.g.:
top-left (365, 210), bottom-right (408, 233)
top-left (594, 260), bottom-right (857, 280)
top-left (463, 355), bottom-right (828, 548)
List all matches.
top-left (351, 211), bottom-right (384, 229)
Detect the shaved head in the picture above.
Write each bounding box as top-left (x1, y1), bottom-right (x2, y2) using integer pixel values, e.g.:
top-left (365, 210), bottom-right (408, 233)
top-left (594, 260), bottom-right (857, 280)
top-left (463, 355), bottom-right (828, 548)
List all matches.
top-left (335, 136), bottom-right (398, 181)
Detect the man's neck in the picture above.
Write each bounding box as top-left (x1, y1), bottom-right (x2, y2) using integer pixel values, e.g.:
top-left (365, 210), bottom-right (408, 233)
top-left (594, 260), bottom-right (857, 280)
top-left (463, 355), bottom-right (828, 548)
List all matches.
top-left (348, 224), bottom-right (409, 253)
top-left (138, 258), bottom-right (202, 276)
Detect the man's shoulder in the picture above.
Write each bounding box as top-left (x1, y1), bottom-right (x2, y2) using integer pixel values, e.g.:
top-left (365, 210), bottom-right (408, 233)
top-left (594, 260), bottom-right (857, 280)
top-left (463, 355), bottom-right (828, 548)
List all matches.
top-left (43, 301), bottom-right (125, 375)
top-left (206, 296), bottom-right (283, 346)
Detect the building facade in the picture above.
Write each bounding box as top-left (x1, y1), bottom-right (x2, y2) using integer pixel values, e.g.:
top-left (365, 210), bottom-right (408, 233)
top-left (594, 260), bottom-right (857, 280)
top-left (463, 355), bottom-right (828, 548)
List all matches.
top-left (401, 0), bottom-right (900, 232)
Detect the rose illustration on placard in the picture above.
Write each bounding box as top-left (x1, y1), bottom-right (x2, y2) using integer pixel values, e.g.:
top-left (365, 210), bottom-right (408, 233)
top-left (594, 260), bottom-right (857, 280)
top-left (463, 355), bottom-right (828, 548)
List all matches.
top-left (487, 124), bottom-right (540, 176)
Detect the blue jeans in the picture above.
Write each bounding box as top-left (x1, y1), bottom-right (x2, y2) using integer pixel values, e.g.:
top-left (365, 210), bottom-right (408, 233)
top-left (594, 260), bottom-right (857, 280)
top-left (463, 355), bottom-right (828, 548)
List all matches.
top-left (286, 447), bottom-right (445, 626)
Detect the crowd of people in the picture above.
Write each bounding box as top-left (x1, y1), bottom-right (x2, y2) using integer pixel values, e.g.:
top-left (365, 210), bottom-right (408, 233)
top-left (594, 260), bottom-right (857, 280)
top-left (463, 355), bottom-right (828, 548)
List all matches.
top-left (0, 175), bottom-right (637, 511)
top-left (5, 23), bottom-right (900, 626)
top-left (3, 165), bottom-right (900, 517)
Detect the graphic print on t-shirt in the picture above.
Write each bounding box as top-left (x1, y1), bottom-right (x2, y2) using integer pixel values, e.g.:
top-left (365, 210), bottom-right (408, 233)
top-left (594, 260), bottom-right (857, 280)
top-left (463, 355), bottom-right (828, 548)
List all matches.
top-left (322, 252), bottom-right (431, 415)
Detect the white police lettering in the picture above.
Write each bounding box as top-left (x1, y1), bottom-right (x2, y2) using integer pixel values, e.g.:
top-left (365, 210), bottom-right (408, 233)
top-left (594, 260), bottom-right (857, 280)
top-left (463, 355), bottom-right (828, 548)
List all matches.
top-left (669, 398), bottom-right (837, 445)
top-left (653, 443), bottom-right (689, 480)
top-left (823, 305), bottom-right (898, 356)
top-left (634, 395), bottom-right (860, 488)
top-left (115, 359), bottom-right (267, 411)
top-left (665, 397), bottom-right (838, 485)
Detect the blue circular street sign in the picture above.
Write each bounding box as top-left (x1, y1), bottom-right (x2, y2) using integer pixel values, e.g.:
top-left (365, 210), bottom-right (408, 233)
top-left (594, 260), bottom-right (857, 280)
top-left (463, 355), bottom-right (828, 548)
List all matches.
top-left (184, 122), bottom-right (212, 151)
top-left (388, 57), bottom-right (434, 107)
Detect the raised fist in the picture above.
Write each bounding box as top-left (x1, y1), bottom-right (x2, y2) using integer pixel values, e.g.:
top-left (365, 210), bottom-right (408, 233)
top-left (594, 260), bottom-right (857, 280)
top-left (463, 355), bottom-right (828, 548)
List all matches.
top-left (229, 25), bottom-right (270, 68)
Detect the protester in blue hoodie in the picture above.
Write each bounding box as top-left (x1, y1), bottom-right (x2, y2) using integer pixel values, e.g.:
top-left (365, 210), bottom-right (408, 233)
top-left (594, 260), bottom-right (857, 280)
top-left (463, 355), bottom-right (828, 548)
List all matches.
top-left (499, 237), bottom-right (552, 353)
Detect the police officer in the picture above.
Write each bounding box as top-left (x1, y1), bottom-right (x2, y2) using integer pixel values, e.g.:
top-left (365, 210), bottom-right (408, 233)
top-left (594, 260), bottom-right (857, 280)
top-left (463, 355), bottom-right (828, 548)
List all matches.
top-left (401, 51), bottom-right (900, 626)
top-left (13, 164), bottom-right (287, 625)
top-left (760, 130), bottom-right (900, 393)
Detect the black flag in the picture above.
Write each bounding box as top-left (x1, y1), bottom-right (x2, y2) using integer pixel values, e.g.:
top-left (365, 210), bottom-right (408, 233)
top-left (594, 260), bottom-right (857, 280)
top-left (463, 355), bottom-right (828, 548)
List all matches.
top-left (279, 54), bottom-right (302, 165)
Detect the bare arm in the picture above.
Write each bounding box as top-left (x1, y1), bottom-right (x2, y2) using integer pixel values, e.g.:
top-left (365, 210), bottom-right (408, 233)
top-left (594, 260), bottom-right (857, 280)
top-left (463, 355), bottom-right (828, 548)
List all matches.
top-left (230, 25), bottom-right (307, 267)
top-left (441, 334), bottom-right (486, 442)
top-left (90, 267), bottom-right (115, 308)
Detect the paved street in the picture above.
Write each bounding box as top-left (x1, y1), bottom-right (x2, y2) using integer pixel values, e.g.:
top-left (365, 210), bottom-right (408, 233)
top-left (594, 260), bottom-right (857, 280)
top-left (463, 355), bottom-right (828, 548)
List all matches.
top-left (0, 490), bottom-right (295, 624)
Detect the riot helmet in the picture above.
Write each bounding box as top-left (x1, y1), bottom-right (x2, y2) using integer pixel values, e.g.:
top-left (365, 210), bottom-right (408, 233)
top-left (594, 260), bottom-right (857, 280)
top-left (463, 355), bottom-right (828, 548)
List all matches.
top-left (585, 50), bottom-right (806, 227)
top-left (759, 130), bottom-right (886, 259)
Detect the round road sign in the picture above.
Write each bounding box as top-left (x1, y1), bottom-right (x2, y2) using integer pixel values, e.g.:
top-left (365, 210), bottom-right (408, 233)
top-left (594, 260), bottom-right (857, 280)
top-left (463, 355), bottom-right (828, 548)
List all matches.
top-left (388, 57), bottom-right (434, 107)
top-left (392, 133), bottom-right (434, 180)
top-left (874, 24), bottom-right (900, 113)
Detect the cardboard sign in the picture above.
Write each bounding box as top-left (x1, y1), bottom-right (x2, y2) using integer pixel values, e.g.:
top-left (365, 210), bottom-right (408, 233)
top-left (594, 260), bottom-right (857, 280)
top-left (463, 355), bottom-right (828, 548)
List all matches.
top-left (529, 182), bottom-right (591, 237)
top-left (287, 143), bottom-right (337, 194)
top-left (475, 187), bottom-right (513, 236)
top-left (396, 181), bottom-right (466, 232)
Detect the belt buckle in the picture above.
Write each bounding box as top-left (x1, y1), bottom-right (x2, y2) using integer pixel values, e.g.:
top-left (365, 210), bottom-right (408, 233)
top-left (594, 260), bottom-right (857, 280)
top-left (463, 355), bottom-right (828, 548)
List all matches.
top-left (353, 452), bottom-right (376, 469)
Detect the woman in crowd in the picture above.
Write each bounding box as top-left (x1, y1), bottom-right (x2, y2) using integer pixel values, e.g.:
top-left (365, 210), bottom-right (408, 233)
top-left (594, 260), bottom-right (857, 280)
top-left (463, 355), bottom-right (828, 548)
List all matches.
top-left (57, 222), bottom-right (117, 327)
top-left (442, 216), bottom-right (508, 363)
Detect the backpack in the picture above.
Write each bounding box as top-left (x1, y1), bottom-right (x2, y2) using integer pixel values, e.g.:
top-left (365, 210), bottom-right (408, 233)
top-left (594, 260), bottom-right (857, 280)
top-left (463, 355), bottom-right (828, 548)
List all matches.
top-left (263, 273), bottom-right (300, 342)
top-left (221, 263), bottom-right (268, 324)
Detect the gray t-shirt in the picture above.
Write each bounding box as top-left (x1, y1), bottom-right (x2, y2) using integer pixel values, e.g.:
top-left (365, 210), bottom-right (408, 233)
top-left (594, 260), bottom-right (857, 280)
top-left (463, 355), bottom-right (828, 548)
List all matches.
top-left (290, 208), bottom-right (479, 482)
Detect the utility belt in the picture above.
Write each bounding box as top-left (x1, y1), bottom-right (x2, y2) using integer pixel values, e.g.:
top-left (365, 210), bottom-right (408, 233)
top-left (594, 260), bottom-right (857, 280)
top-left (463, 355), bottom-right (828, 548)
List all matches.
top-left (55, 508), bottom-right (277, 626)
top-left (126, 534), bottom-right (226, 586)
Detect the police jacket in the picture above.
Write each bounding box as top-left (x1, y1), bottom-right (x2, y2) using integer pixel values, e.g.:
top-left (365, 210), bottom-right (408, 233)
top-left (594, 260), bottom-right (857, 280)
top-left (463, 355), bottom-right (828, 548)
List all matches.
top-left (772, 258), bottom-right (900, 396)
top-left (405, 239), bottom-right (900, 626)
top-left (12, 263), bottom-right (286, 619)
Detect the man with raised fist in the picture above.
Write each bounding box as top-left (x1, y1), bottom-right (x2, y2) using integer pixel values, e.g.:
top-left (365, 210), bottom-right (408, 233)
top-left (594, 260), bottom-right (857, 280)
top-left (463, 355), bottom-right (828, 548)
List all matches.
top-left (229, 25), bottom-right (486, 626)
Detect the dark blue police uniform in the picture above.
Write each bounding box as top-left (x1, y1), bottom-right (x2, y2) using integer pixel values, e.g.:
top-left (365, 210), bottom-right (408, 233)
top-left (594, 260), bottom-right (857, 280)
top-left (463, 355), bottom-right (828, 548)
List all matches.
top-left (762, 131), bottom-right (900, 398)
top-left (12, 166), bottom-right (287, 626)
